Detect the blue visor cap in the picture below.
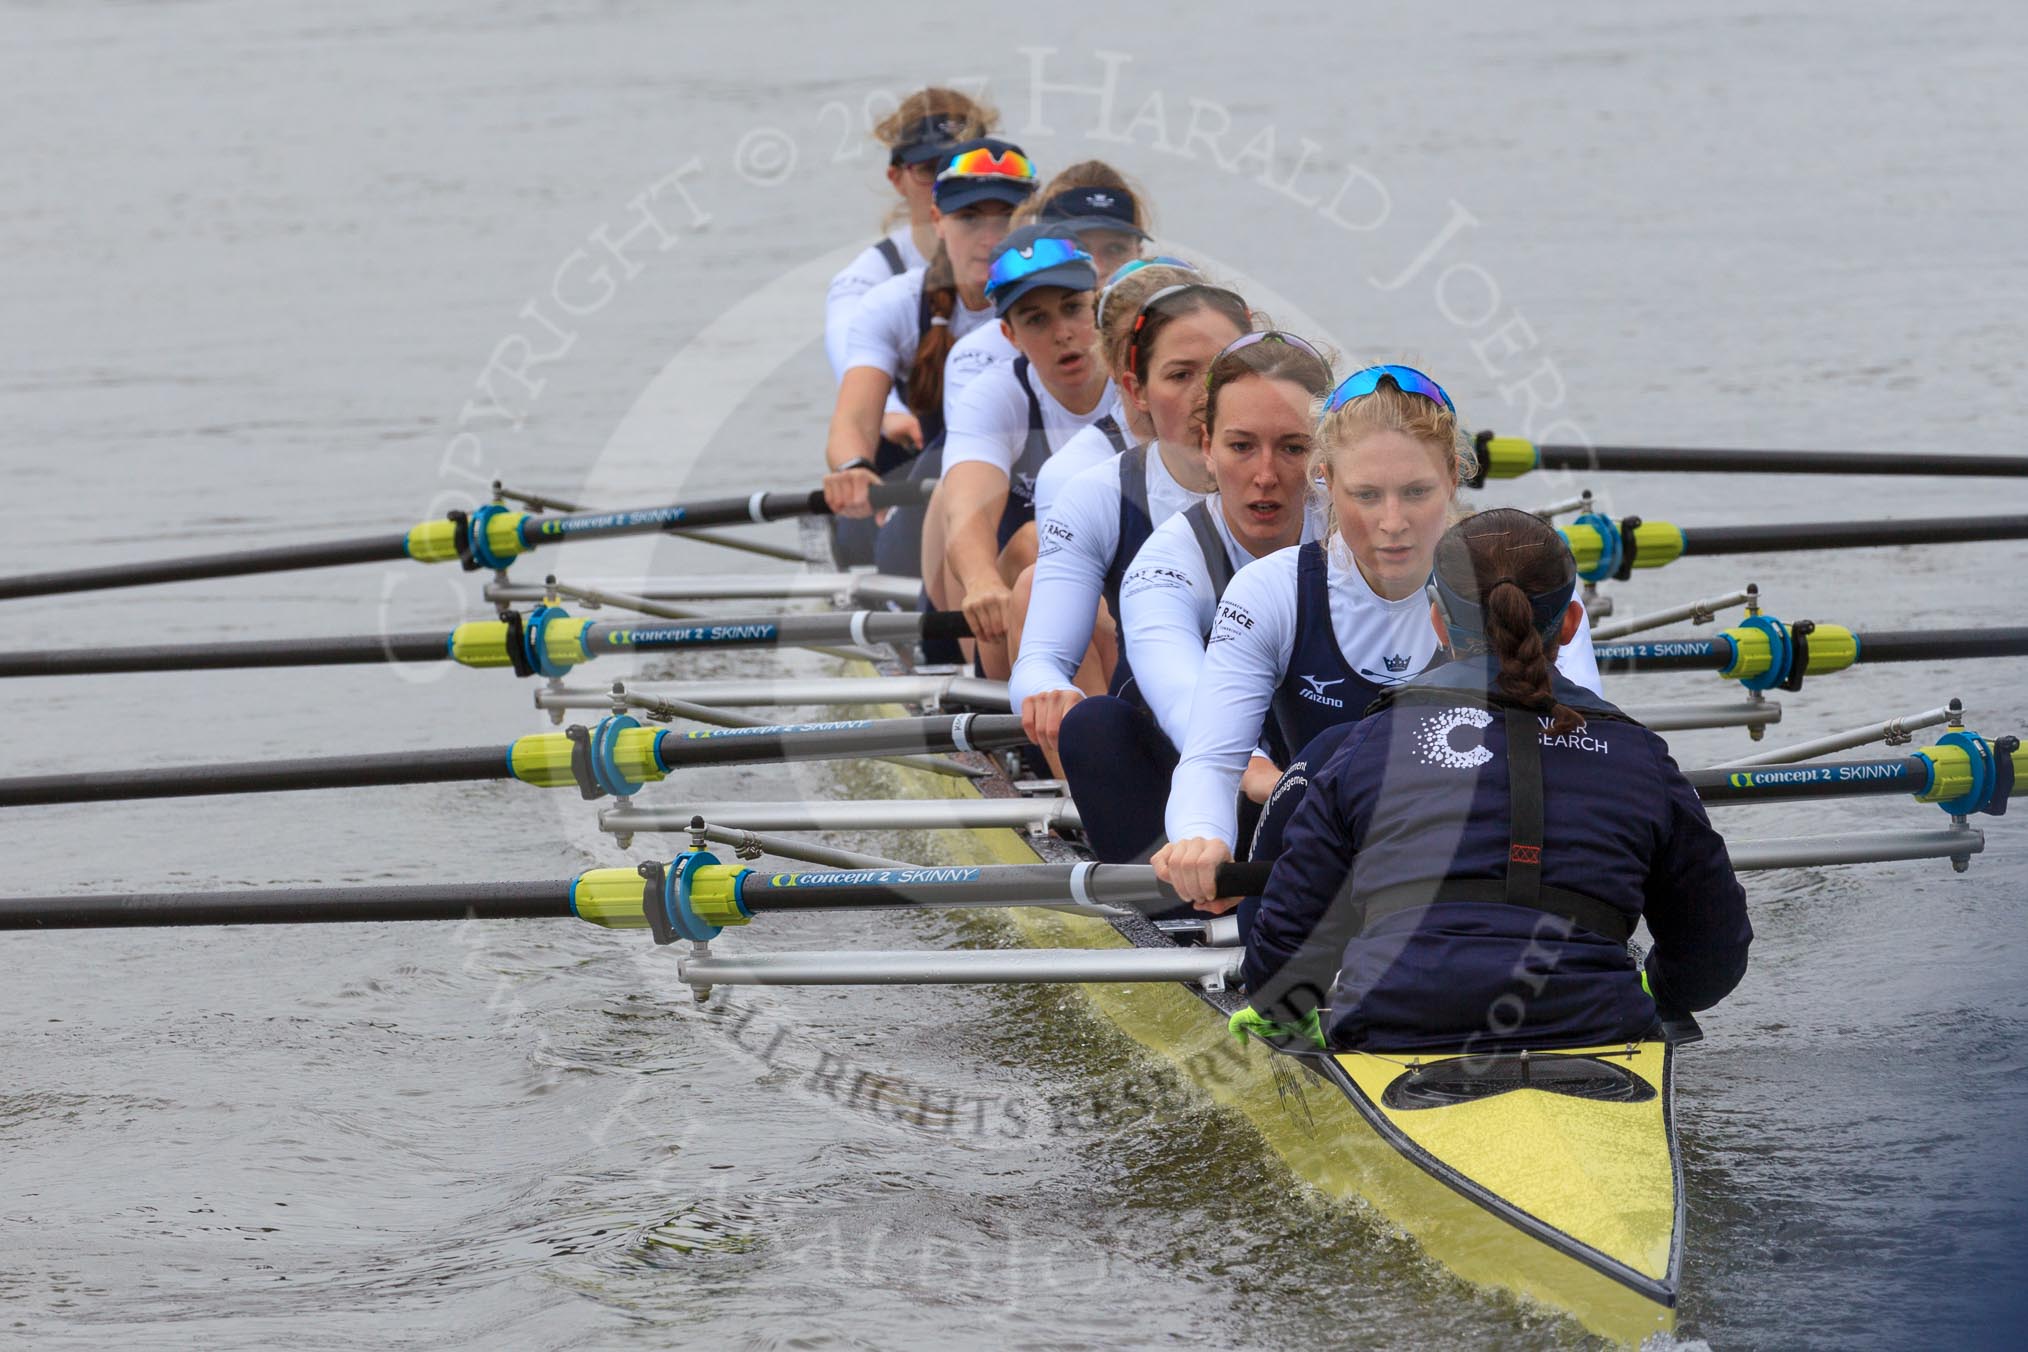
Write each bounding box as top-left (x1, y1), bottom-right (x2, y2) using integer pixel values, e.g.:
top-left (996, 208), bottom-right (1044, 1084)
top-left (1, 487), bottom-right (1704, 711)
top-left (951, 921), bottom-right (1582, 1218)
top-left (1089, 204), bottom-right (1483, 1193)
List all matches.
top-left (1038, 185), bottom-right (1150, 240)
top-left (892, 113), bottom-right (971, 166)
top-left (986, 227), bottom-right (1098, 316)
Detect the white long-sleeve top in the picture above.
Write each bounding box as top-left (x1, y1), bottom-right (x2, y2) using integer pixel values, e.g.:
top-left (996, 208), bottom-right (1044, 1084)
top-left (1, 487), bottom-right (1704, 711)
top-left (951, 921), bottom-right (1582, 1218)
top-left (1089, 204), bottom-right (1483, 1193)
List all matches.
top-left (825, 227), bottom-right (926, 383)
top-left (826, 228), bottom-right (926, 417)
top-left (1163, 535), bottom-right (1605, 847)
top-left (842, 266), bottom-right (995, 384)
top-left (1117, 498), bottom-right (1328, 748)
top-left (940, 360), bottom-right (1121, 481)
top-left (1007, 443), bottom-right (1207, 707)
top-left (942, 321), bottom-right (1019, 426)
top-left (1034, 419), bottom-right (1131, 523)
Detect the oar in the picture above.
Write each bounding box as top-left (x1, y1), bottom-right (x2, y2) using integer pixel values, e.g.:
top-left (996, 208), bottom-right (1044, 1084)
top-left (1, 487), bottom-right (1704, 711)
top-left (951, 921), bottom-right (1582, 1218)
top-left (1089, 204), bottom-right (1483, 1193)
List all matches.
top-left (1688, 733), bottom-right (2022, 812)
top-left (0, 860), bottom-right (1271, 932)
top-left (0, 713), bottom-right (1032, 807)
top-left (1473, 436), bottom-right (2028, 484)
top-left (0, 605), bottom-right (969, 679)
top-left (1555, 511), bottom-right (2028, 581)
top-left (0, 479), bottom-right (933, 601)
top-left (490, 481), bottom-right (806, 563)
top-left (1592, 620), bottom-right (2028, 690)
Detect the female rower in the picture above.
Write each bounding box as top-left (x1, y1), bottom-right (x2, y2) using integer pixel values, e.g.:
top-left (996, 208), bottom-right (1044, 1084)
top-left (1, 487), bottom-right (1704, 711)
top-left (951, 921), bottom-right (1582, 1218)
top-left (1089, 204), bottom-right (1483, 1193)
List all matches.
top-left (823, 88), bottom-right (995, 414)
top-left (1004, 279), bottom-right (1251, 756)
top-left (1045, 333), bottom-right (1335, 863)
top-left (1029, 257), bottom-right (1197, 523)
top-left (942, 161), bottom-right (1154, 414)
top-left (1228, 508), bottom-right (1752, 1051)
top-left (1004, 268), bottom-right (1233, 725)
top-left (819, 92), bottom-right (993, 567)
top-left (820, 138), bottom-right (1037, 525)
top-left (922, 229), bottom-right (1121, 677)
top-left (1154, 365), bottom-right (1602, 896)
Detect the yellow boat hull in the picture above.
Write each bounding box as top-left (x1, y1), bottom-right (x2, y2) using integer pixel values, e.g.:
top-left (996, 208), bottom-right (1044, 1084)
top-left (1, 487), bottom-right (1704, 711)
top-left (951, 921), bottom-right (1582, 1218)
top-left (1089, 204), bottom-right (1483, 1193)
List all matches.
top-left (835, 655), bottom-right (1681, 1345)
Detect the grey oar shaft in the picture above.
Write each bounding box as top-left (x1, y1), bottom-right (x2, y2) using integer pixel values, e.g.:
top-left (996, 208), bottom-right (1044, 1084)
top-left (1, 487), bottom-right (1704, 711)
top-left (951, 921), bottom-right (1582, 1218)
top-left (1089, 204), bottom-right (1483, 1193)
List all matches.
top-left (601, 797), bottom-right (1079, 835)
top-left (1727, 826), bottom-right (1982, 871)
top-left (603, 691), bottom-right (982, 780)
top-left (678, 948), bottom-right (1238, 987)
top-left (1626, 700), bottom-right (1781, 733)
top-left (539, 674), bottom-right (1012, 711)
top-left (655, 714), bottom-right (1025, 771)
top-left (489, 573), bottom-right (921, 606)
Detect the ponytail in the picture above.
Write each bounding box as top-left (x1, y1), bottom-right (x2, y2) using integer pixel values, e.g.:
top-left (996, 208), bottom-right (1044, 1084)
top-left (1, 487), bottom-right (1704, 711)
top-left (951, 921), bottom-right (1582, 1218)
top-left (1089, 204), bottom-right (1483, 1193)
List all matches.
top-left (1430, 507), bottom-right (1583, 735)
top-left (1483, 580), bottom-right (1581, 734)
top-left (905, 243), bottom-right (958, 422)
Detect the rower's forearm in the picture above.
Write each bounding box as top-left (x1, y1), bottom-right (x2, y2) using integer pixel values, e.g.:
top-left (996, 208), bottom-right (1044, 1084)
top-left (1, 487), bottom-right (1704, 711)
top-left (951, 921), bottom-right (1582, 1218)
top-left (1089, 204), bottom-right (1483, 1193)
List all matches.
top-left (947, 508), bottom-right (1005, 595)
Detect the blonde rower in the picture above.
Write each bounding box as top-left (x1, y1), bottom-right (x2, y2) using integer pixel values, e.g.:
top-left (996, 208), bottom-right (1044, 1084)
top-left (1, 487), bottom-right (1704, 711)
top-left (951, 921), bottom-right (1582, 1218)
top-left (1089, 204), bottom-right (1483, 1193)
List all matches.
top-left (1156, 365), bottom-right (1602, 902)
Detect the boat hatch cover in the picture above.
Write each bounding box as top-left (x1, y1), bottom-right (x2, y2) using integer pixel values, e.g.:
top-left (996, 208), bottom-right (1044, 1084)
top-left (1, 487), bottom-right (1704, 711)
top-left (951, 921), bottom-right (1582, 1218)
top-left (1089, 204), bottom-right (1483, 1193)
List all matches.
top-left (1381, 1053), bottom-right (1657, 1110)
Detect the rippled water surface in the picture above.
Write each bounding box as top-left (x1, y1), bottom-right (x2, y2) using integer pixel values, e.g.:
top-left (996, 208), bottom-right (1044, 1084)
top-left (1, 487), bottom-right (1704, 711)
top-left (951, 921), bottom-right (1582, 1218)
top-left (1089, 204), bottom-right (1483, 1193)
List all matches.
top-left (4, 3), bottom-right (2027, 1348)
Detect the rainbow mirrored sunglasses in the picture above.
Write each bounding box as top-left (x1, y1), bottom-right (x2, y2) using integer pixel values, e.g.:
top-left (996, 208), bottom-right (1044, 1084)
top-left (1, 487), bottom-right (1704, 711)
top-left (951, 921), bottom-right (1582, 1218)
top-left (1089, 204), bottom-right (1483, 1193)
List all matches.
top-left (986, 236), bottom-right (1095, 297)
top-left (1204, 330), bottom-right (1328, 387)
top-left (937, 145), bottom-right (1036, 186)
top-left (1322, 363), bottom-right (1455, 413)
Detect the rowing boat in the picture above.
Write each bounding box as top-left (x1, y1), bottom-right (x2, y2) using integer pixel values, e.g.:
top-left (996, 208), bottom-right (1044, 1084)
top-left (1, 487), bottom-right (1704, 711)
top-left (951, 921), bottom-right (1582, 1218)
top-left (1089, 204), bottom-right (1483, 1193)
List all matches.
top-left (789, 518), bottom-right (1683, 1345)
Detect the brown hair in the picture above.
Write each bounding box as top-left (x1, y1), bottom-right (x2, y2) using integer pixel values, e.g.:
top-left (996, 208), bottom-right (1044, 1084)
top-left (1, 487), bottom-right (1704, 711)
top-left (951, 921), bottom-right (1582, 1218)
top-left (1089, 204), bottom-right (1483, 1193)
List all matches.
top-left (1124, 286), bottom-right (1252, 387)
top-left (874, 88), bottom-right (998, 227)
top-left (1308, 374), bottom-right (1477, 535)
top-left (1200, 333), bottom-right (1335, 439)
top-left (1432, 507), bottom-right (1583, 733)
top-left (1094, 263), bottom-right (1198, 378)
top-left (1015, 159), bottom-right (1155, 234)
top-left (903, 244), bottom-right (959, 422)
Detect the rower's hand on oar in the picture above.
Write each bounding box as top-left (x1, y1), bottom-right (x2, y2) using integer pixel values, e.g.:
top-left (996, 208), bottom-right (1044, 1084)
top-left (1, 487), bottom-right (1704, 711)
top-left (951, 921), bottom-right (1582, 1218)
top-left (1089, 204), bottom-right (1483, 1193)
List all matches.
top-left (880, 410), bottom-right (923, 452)
top-left (960, 577), bottom-right (1014, 644)
top-left (823, 466), bottom-right (882, 518)
top-left (1021, 687), bottom-right (1085, 756)
top-left (1152, 837), bottom-right (1241, 914)
top-left (1241, 754), bottom-right (1283, 804)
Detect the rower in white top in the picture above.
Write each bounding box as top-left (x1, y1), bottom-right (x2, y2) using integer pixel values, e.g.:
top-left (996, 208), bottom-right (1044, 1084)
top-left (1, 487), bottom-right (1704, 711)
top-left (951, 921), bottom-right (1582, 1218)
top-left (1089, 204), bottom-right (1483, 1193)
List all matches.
top-left (1155, 364), bottom-right (1603, 904)
top-left (1006, 272), bottom-right (1250, 752)
top-left (1044, 331), bottom-right (1338, 863)
top-left (821, 138), bottom-right (1037, 525)
top-left (921, 229), bottom-right (1121, 678)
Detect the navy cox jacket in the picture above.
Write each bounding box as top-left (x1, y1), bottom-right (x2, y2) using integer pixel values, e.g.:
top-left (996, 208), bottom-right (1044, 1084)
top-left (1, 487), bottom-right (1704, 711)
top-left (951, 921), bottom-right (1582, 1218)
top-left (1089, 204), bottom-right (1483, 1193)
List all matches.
top-left (1242, 655), bottom-right (1752, 1052)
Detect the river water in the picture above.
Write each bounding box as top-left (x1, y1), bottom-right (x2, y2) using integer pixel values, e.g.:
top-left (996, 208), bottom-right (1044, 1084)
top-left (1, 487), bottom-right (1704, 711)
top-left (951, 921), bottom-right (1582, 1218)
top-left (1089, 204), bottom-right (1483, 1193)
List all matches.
top-left (3, 2), bottom-right (2026, 1348)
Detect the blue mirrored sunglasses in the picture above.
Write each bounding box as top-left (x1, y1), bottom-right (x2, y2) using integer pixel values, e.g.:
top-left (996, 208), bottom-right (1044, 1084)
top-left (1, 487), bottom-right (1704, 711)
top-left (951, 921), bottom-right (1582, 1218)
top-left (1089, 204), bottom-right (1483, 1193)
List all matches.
top-left (986, 235), bottom-right (1093, 295)
top-left (1323, 363), bottom-right (1455, 414)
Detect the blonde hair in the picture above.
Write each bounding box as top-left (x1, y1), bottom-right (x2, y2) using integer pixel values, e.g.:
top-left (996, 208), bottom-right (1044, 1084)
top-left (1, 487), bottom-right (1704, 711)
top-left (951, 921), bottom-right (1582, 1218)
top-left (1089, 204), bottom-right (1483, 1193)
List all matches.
top-left (874, 88), bottom-right (998, 228)
top-left (1307, 376), bottom-right (1479, 532)
top-left (1014, 159), bottom-right (1155, 235)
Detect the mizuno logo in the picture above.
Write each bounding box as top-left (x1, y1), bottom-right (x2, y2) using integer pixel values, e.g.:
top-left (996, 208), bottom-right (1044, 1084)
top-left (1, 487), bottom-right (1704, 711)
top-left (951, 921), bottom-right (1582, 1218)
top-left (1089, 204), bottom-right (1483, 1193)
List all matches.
top-left (1297, 674), bottom-right (1345, 708)
top-left (1382, 653), bottom-right (1411, 673)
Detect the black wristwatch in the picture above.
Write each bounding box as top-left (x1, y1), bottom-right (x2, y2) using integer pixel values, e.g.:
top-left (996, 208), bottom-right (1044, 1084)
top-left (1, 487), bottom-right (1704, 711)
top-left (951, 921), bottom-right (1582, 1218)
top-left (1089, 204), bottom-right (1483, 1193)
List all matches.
top-left (835, 457), bottom-right (877, 474)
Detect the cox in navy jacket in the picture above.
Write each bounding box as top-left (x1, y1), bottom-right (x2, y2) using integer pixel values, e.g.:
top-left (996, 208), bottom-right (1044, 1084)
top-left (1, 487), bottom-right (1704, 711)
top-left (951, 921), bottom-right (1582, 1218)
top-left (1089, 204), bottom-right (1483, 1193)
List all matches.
top-left (1242, 655), bottom-right (1752, 1052)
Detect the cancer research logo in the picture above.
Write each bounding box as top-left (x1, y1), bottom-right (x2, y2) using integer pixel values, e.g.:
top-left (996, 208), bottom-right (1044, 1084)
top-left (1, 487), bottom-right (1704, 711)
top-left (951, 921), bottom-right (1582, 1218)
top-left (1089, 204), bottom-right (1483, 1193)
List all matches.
top-left (1416, 706), bottom-right (1495, 770)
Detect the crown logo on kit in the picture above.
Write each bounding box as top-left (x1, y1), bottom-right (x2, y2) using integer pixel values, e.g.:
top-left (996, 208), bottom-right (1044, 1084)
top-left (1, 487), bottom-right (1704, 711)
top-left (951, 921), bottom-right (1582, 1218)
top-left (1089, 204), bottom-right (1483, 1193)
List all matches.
top-left (1382, 653), bottom-right (1411, 672)
top-left (1087, 191), bottom-right (1115, 208)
